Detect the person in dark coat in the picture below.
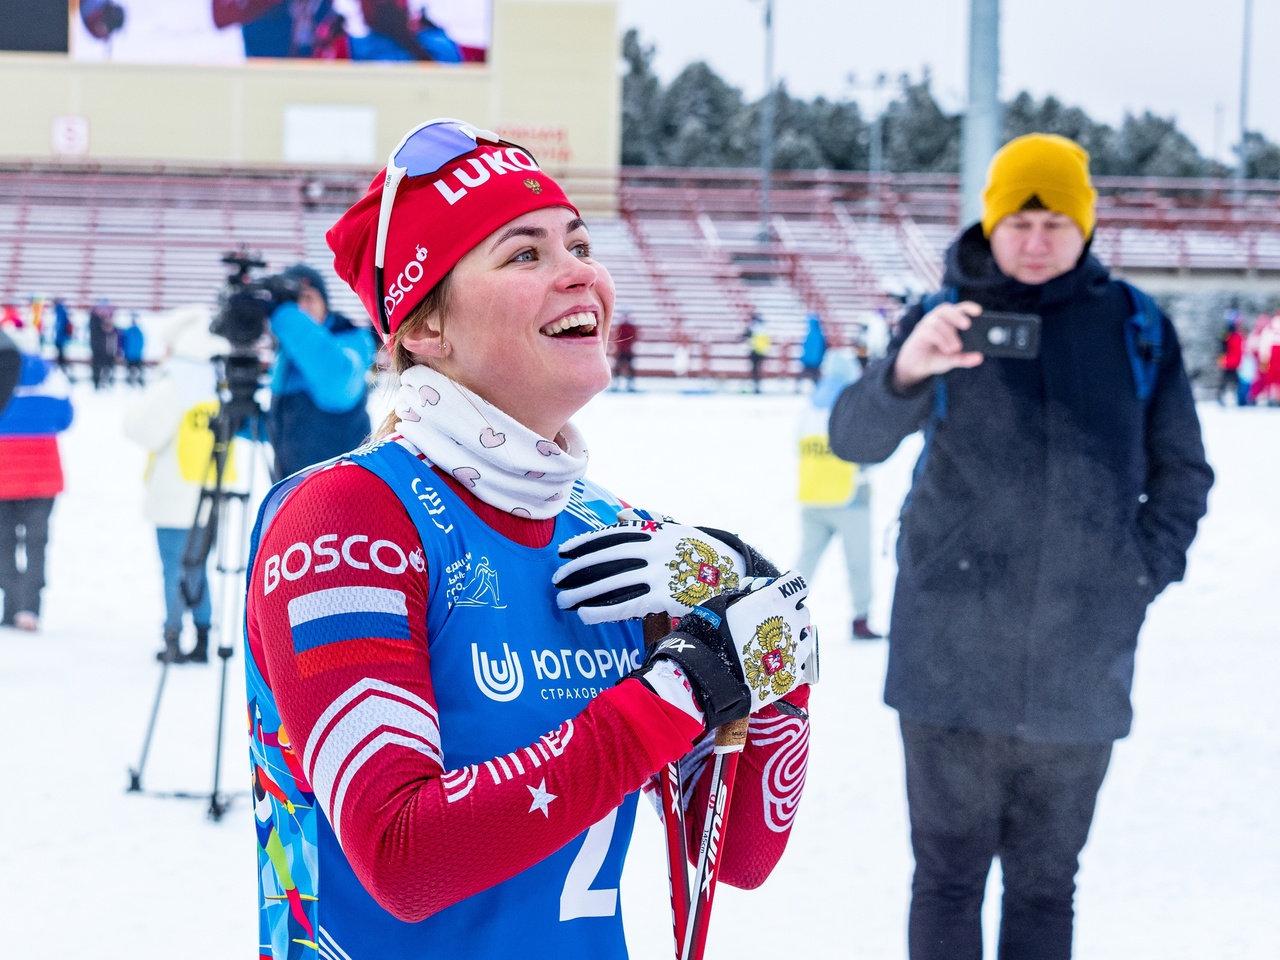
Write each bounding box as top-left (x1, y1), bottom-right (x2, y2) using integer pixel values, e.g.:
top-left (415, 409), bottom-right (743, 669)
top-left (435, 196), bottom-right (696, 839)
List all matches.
top-left (0, 327), bottom-right (19, 416)
top-left (88, 299), bottom-right (118, 390)
top-left (829, 134), bottom-right (1213, 960)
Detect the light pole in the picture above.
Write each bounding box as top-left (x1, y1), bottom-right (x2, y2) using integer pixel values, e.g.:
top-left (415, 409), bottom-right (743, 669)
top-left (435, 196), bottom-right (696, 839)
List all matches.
top-left (758, 0), bottom-right (775, 242)
top-left (959, 0), bottom-right (1001, 227)
top-left (847, 72), bottom-right (890, 219)
top-left (1236, 0), bottom-right (1254, 194)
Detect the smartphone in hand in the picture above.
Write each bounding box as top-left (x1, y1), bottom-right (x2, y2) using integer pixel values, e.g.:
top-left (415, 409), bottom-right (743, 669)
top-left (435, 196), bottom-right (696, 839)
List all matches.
top-left (959, 311), bottom-right (1041, 359)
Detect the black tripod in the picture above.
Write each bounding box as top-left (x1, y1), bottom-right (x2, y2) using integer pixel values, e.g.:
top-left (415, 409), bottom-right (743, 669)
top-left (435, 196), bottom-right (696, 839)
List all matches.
top-left (127, 357), bottom-right (271, 822)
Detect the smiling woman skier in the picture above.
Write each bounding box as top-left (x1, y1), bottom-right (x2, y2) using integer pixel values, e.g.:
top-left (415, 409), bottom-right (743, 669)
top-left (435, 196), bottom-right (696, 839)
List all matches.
top-left (242, 119), bottom-right (817, 959)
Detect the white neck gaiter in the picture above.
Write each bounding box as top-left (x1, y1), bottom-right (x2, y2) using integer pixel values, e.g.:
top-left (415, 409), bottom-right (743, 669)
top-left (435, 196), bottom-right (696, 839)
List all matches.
top-left (392, 364), bottom-right (589, 520)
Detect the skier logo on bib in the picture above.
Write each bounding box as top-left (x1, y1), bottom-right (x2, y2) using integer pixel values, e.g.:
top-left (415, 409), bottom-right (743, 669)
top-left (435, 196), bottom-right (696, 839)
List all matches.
top-left (455, 556), bottom-right (505, 609)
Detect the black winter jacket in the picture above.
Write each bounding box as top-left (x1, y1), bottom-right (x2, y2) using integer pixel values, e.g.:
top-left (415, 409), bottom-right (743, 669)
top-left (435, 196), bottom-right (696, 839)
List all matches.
top-left (830, 226), bottom-right (1213, 743)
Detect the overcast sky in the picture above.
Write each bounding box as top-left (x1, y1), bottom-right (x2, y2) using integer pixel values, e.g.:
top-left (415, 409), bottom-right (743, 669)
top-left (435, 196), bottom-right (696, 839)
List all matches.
top-left (614, 0), bottom-right (1278, 165)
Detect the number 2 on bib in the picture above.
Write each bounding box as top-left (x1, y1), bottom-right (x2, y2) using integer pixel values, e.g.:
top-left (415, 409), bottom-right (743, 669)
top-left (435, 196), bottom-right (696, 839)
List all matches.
top-left (559, 808), bottom-right (619, 921)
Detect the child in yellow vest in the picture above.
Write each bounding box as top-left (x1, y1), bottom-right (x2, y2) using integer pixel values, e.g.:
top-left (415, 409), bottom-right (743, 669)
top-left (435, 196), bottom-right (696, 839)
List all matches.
top-left (796, 349), bottom-right (881, 640)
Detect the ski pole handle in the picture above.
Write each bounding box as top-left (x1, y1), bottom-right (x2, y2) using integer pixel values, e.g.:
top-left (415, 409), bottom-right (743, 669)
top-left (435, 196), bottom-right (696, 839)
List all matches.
top-left (713, 716), bottom-right (749, 753)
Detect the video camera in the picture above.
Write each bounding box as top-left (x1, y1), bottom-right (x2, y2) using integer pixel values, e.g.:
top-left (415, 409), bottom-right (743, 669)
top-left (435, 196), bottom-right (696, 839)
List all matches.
top-left (212, 251), bottom-right (301, 348)
top-left (210, 250), bottom-right (299, 409)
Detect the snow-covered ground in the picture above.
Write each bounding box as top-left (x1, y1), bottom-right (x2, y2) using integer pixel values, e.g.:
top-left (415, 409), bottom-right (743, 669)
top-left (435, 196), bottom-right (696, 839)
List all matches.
top-left (1, 380), bottom-right (1276, 958)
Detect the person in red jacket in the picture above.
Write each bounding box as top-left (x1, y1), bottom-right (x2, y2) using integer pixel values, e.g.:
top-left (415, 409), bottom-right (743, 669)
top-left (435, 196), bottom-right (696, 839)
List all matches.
top-left (0, 352), bottom-right (73, 631)
top-left (1217, 314), bottom-right (1245, 406)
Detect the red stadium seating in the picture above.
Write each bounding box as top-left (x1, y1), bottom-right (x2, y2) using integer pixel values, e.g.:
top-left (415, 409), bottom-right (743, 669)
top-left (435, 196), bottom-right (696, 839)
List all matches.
top-left (2, 162), bottom-right (1277, 380)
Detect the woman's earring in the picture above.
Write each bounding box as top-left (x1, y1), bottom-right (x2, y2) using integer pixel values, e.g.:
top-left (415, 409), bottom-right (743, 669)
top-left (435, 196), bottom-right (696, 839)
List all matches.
top-left (439, 340), bottom-right (451, 357)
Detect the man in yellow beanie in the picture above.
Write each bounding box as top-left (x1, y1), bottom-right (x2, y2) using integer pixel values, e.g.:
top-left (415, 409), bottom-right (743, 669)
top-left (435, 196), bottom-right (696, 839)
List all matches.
top-left (828, 133), bottom-right (1213, 959)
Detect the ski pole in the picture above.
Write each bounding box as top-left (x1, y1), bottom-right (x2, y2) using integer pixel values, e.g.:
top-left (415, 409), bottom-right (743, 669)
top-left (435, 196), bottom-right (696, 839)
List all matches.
top-left (644, 612), bottom-right (691, 959)
top-left (681, 715), bottom-right (749, 960)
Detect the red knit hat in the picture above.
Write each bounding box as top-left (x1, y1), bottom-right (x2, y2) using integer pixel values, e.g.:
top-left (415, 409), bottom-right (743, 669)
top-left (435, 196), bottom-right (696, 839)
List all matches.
top-left (327, 141), bottom-right (578, 338)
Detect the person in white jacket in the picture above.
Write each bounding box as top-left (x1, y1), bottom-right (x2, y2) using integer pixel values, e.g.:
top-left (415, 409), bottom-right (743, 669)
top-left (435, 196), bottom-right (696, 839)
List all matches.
top-left (123, 307), bottom-right (233, 664)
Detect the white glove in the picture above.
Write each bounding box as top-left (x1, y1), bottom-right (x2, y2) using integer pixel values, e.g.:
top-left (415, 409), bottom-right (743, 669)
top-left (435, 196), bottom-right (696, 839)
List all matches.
top-left (554, 511), bottom-right (779, 624)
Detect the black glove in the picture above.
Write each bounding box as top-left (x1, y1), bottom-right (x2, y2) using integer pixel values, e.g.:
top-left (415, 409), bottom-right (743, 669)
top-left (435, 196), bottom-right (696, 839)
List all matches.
top-left (630, 572), bottom-right (817, 729)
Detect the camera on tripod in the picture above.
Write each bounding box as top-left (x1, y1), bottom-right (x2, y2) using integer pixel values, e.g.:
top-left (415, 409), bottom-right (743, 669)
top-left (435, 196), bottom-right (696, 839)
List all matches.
top-left (211, 250), bottom-right (298, 410)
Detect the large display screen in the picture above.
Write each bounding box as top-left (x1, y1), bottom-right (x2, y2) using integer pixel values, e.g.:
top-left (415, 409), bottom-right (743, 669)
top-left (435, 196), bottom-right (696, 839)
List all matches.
top-left (68, 0), bottom-right (489, 64)
top-left (0, 0), bottom-right (68, 52)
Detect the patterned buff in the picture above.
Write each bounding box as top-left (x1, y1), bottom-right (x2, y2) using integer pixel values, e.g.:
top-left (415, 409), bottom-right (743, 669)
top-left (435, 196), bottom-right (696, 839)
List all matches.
top-left (392, 364), bottom-right (588, 519)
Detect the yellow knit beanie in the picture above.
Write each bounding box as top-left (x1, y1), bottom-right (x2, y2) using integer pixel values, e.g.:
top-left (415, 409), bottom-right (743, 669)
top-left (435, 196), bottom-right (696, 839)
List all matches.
top-left (981, 133), bottom-right (1097, 239)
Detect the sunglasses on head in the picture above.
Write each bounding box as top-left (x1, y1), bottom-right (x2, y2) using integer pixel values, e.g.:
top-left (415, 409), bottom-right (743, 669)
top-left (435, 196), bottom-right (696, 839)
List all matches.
top-left (373, 118), bottom-right (535, 338)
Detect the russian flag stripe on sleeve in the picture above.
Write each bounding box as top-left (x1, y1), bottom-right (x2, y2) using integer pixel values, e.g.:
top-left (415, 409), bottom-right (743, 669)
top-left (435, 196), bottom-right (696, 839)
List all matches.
top-left (291, 611), bottom-right (412, 653)
top-left (287, 587), bottom-right (412, 671)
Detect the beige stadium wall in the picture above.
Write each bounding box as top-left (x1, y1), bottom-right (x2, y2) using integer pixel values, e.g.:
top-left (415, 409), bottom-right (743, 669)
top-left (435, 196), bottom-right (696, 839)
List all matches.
top-left (0, 0), bottom-right (619, 211)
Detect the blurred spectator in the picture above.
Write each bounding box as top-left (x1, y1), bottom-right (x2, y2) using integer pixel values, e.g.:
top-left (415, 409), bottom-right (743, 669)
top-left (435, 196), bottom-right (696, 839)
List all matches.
top-left (1246, 312), bottom-right (1280, 406)
top-left (799, 312), bottom-right (827, 387)
top-left (52, 299), bottom-right (74, 379)
top-left (0, 350), bottom-right (74, 632)
top-left (829, 134), bottom-right (1213, 960)
top-left (28, 297), bottom-right (46, 340)
top-left (1216, 315), bottom-right (1245, 406)
top-left (795, 349), bottom-right (880, 641)
top-left (88, 299), bottom-right (118, 390)
top-left (611, 311), bottom-right (638, 391)
top-left (119, 313), bottom-right (146, 387)
top-left (673, 330), bottom-right (693, 379)
top-left (0, 303), bottom-right (21, 330)
top-left (0, 328), bottom-right (18, 416)
top-left (123, 307), bottom-right (231, 664)
top-left (744, 313), bottom-right (771, 394)
top-left (267, 264), bottom-right (377, 479)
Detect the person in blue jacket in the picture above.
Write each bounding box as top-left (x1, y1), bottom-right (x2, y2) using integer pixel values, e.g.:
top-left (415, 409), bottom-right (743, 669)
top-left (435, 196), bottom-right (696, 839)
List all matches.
top-left (829, 135), bottom-right (1213, 960)
top-left (119, 314), bottom-right (146, 387)
top-left (52, 299), bottom-right (74, 379)
top-left (266, 264), bottom-right (377, 480)
top-left (798, 312), bottom-right (827, 387)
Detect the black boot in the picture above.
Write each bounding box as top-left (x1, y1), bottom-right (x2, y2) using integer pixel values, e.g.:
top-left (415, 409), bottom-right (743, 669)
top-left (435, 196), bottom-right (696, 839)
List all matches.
top-left (185, 626), bottom-right (210, 664)
top-left (156, 628), bottom-right (183, 663)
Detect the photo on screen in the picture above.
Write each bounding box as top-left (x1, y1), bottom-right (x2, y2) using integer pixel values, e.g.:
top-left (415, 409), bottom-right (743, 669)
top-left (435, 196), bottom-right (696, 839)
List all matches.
top-left (69, 0), bottom-right (490, 64)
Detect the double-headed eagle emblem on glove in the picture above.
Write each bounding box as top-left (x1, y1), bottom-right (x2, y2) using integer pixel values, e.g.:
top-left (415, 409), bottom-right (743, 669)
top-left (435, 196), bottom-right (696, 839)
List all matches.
top-left (667, 537), bottom-right (739, 607)
top-left (742, 616), bottom-right (798, 702)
